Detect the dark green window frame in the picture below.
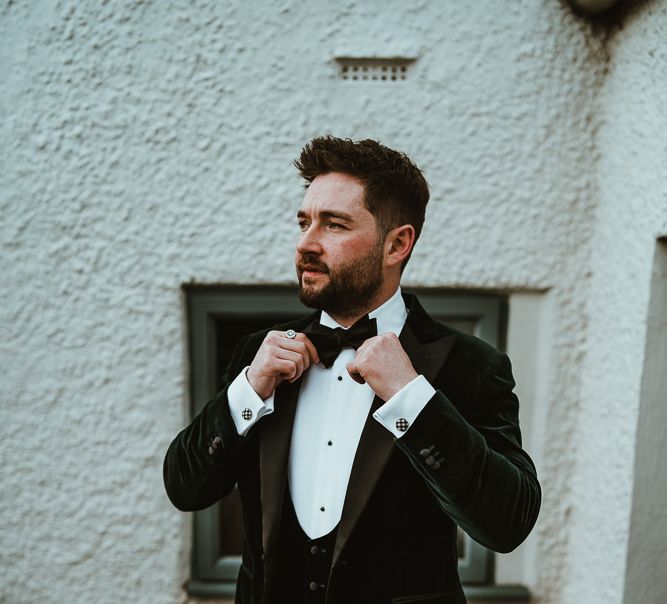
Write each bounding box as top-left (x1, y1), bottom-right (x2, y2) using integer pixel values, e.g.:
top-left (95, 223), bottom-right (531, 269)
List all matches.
top-left (183, 285), bottom-right (523, 600)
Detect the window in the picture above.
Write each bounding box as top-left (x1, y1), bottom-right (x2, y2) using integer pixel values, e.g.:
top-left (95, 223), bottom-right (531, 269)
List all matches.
top-left (184, 286), bottom-right (508, 598)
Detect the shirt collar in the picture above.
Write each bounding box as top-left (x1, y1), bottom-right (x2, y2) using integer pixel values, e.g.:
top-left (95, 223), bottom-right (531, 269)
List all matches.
top-left (319, 286), bottom-right (407, 337)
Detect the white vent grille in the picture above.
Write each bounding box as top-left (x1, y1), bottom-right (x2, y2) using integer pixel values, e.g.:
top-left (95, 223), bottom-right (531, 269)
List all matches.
top-left (336, 58), bottom-right (413, 82)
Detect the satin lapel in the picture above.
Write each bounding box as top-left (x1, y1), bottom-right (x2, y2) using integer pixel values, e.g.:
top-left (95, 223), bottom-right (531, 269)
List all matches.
top-left (259, 375), bottom-right (301, 583)
top-left (331, 322), bottom-right (456, 567)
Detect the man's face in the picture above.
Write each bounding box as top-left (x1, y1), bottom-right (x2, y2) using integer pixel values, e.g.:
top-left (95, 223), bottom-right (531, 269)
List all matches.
top-left (295, 172), bottom-right (386, 318)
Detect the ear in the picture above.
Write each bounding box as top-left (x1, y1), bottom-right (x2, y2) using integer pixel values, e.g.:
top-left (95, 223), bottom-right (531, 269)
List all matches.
top-left (384, 224), bottom-right (415, 269)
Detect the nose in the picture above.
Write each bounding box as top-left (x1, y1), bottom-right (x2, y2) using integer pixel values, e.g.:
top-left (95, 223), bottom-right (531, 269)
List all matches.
top-left (296, 223), bottom-right (322, 256)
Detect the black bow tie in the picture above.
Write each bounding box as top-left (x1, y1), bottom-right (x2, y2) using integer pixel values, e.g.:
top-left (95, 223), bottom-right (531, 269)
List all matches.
top-left (303, 314), bottom-right (378, 368)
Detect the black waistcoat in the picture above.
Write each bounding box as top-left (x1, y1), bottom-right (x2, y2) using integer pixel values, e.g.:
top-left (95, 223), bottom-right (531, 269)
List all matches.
top-left (269, 485), bottom-right (339, 604)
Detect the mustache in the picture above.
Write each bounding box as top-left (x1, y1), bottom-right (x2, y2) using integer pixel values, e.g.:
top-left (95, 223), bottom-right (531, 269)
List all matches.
top-left (297, 257), bottom-right (329, 273)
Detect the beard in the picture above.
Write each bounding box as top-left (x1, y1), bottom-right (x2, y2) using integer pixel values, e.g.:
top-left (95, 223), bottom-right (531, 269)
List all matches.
top-left (296, 242), bottom-right (384, 319)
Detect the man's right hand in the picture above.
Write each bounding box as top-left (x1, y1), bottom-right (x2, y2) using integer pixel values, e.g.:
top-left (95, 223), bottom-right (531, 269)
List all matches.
top-left (246, 331), bottom-right (320, 400)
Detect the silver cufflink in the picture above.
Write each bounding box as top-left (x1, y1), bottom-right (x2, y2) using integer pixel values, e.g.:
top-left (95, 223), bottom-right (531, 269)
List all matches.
top-left (395, 418), bottom-right (409, 432)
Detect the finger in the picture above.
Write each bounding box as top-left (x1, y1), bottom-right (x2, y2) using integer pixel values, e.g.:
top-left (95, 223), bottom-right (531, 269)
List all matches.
top-left (276, 333), bottom-right (317, 358)
top-left (346, 360), bottom-right (366, 385)
top-left (275, 333), bottom-right (318, 369)
top-left (293, 334), bottom-right (318, 365)
top-left (284, 339), bottom-right (315, 373)
top-left (285, 337), bottom-right (317, 379)
top-left (273, 348), bottom-right (305, 379)
top-left (266, 331), bottom-right (317, 370)
top-left (349, 371), bottom-right (366, 385)
top-left (273, 358), bottom-right (299, 381)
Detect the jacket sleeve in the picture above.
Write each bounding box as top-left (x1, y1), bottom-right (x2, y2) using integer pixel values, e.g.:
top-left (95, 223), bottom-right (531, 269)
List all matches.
top-left (394, 351), bottom-right (541, 553)
top-left (163, 333), bottom-right (256, 512)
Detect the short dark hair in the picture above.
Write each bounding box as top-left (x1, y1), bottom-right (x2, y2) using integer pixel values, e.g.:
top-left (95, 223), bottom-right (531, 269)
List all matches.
top-left (294, 134), bottom-right (430, 272)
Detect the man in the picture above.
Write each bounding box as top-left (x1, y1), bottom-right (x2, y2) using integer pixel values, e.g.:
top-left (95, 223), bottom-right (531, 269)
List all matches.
top-left (164, 135), bottom-right (541, 604)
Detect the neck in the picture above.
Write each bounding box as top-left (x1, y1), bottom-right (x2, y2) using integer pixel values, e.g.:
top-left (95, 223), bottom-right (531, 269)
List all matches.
top-left (328, 281), bottom-right (400, 328)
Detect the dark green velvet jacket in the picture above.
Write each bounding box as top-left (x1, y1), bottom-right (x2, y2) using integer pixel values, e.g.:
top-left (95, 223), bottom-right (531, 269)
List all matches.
top-left (163, 293), bottom-right (541, 604)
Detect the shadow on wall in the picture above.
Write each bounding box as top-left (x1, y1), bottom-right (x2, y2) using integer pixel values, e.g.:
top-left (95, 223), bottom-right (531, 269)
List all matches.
top-left (562, 0), bottom-right (656, 30)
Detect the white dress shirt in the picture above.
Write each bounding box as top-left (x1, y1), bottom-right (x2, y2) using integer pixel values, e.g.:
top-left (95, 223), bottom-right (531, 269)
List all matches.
top-left (227, 286), bottom-right (436, 538)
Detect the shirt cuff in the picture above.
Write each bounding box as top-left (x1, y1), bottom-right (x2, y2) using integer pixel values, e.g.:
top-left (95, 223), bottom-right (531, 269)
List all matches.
top-left (372, 374), bottom-right (436, 438)
top-left (227, 366), bottom-right (275, 436)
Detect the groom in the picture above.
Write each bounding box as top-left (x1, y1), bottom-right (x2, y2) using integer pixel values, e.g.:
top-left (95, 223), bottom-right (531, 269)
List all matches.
top-left (163, 135), bottom-right (541, 604)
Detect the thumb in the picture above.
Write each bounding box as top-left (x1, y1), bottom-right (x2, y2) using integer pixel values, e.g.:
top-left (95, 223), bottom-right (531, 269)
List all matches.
top-left (346, 359), bottom-right (366, 385)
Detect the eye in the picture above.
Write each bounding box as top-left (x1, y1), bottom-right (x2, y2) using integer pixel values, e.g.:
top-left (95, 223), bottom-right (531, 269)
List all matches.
top-left (327, 222), bottom-right (345, 230)
top-left (298, 220), bottom-right (309, 230)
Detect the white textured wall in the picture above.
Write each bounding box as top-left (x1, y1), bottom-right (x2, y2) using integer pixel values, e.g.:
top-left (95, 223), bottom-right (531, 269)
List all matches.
top-left (1, 1), bottom-right (663, 603)
top-left (564, 2), bottom-right (667, 603)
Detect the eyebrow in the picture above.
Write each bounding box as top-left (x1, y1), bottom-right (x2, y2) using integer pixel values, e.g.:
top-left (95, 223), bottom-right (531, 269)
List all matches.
top-left (296, 209), bottom-right (355, 223)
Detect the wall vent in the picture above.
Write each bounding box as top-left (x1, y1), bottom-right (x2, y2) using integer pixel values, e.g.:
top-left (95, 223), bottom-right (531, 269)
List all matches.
top-left (335, 57), bottom-right (414, 82)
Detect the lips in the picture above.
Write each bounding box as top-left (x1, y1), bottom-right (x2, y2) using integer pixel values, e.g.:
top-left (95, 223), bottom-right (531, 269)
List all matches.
top-left (300, 265), bottom-right (327, 274)
top-left (300, 264), bottom-right (328, 282)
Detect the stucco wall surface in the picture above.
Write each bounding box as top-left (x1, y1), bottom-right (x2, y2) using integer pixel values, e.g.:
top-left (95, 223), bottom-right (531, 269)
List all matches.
top-left (2, 0), bottom-right (658, 603)
top-left (565, 2), bottom-right (667, 603)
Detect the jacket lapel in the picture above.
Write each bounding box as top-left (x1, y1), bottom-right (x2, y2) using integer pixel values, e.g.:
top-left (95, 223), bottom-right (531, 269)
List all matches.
top-left (331, 295), bottom-right (456, 567)
top-left (259, 376), bottom-right (300, 565)
top-left (257, 313), bottom-right (317, 596)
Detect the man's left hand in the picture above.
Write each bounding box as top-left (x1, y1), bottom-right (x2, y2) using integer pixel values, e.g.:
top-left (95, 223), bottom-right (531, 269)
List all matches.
top-left (346, 333), bottom-right (418, 401)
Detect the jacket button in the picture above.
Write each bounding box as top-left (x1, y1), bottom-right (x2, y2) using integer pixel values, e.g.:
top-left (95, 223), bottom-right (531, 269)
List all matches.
top-left (310, 545), bottom-right (319, 555)
top-left (425, 456), bottom-right (435, 466)
top-left (432, 461), bottom-right (441, 470)
top-left (419, 448), bottom-right (431, 458)
top-left (309, 581), bottom-right (318, 591)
